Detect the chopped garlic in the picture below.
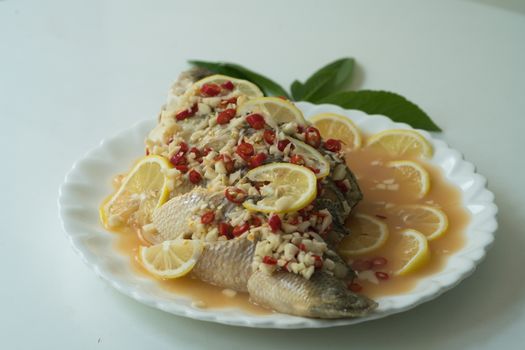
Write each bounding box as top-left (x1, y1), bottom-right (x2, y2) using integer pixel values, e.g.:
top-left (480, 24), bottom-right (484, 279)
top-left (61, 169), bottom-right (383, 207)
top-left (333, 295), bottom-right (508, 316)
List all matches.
top-left (221, 289), bottom-right (237, 298)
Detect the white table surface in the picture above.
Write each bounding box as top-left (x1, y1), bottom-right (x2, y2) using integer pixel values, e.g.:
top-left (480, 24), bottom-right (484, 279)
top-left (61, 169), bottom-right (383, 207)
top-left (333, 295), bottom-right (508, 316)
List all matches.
top-left (2, 0), bottom-right (525, 349)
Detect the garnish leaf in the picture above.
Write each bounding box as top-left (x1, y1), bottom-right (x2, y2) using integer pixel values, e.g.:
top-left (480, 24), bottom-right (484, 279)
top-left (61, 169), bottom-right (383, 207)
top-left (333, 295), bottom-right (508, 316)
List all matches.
top-left (189, 60), bottom-right (290, 98)
top-left (319, 90), bottom-right (442, 131)
top-left (296, 58), bottom-right (355, 103)
top-left (187, 60), bottom-right (242, 77)
top-left (290, 80), bottom-right (305, 101)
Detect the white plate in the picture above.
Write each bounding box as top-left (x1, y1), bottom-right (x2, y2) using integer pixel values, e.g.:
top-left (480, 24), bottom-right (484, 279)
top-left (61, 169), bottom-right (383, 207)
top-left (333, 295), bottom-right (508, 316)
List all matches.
top-left (58, 102), bottom-right (497, 328)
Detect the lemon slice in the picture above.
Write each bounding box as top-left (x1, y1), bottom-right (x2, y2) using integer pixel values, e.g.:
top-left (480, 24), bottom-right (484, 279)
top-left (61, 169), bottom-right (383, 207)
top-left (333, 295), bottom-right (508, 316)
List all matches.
top-left (309, 113), bottom-right (362, 151)
top-left (100, 155), bottom-right (172, 228)
top-left (366, 129), bottom-right (433, 158)
top-left (243, 163), bottom-right (317, 213)
top-left (338, 214), bottom-right (389, 257)
top-left (238, 97), bottom-right (307, 127)
top-left (286, 136), bottom-right (330, 178)
top-left (139, 239), bottom-right (204, 279)
top-left (389, 205), bottom-right (448, 241)
top-left (387, 160), bottom-right (430, 198)
top-left (192, 74), bottom-right (263, 98)
top-left (393, 229), bottom-right (430, 276)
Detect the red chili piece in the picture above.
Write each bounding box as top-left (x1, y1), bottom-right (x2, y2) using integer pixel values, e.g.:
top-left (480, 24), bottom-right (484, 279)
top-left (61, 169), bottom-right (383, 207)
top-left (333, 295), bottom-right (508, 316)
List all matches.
top-left (375, 271), bottom-right (390, 280)
top-left (170, 151), bottom-right (187, 166)
top-left (248, 152), bottom-right (267, 168)
top-left (200, 83), bottom-right (221, 97)
top-left (175, 165), bottom-right (189, 173)
top-left (217, 108), bottom-right (236, 124)
top-left (268, 214), bottom-right (282, 233)
top-left (348, 282), bottom-right (363, 293)
top-left (175, 103), bottom-right (198, 121)
top-left (246, 113), bottom-right (266, 130)
top-left (218, 97), bottom-right (238, 108)
top-left (307, 166), bottom-right (320, 174)
top-left (263, 130), bottom-right (276, 144)
top-left (304, 126), bottom-right (321, 148)
top-left (202, 147), bottom-right (213, 156)
top-left (236, 142), bottom-right (254, 160)
top-left (200, 211), bottom-right (215, 224)
top-left (221, 81), bottom-right (234, 90)
top-left (313, 255), bottom-right (323, 269)
top-left (178, 142), bottom-right (188, 153)
top-left (232, 223), bottom-right (250, 237)
top-left (188, 169), bottom-right (202, 184)
top-left (371, 257), bottom-right (388, 269)
top-left (251, 216), bottom-right (262, 227)
top-left (324, 139), bottom-right (342, 152)
top-left (335, 180), bottom-right (348, 193)
top-left (188, 147), bottom-right (201, 159)
top-left (299, 243), bottom-right (307, 252)
top-left (215, 154), bottom-right (235, 173)
top-left (145, 148), bottom-right (149, 156)
top-left (224, 187), bottom-right (246, 204)
top-left (351, 259), bottom-right (372, 272)
top-left (297, 125), bottom-right (305, 133)
top-left (290, 154), bottom-right (305, 165)
top-left (218, 222), bottom-right (232, 239)
top-left (262, 256), bottom-right (278, 265)
top-left (277, 139), bottom-right (291, 152)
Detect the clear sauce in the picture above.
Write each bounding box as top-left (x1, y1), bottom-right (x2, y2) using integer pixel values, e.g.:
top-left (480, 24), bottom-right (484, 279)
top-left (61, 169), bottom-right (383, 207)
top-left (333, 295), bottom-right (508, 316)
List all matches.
top-left (106, 138), bottom-right (470, 311)
top-left (344, 147), bottom-right (470, 298)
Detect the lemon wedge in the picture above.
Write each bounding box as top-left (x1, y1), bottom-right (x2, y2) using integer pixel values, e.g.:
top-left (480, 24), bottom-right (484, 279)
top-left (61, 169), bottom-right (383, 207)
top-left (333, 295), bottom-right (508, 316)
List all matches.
top-left (387, 160), bottom-right (430, 198)
top-left (139, 239), bottom-right (204, 279)
top-left (389, 205), bottom-right (448, 241)
top-left (393, 229), bottom-right (430, 276)
top-left (243, 163), bottom-right (317, 213)
top-left (366, 129), bottom-right (433, 159)
top-left (192, 74), bottom-right (263, 98)
top-left (338, 213), bottom-right (389, 257)
top-left (100, 155), bottom-right (172, 229)
top-left (286, 136), bottom-right (330, 178)
top-left (310, 113), bottom-right (362, 151)
top-left (238, 97), bottom-right (307, 126)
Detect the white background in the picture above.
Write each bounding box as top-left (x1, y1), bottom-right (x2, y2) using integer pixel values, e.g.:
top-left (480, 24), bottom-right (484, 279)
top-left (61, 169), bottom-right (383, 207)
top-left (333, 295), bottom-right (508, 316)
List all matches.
top-left (2, 0), bottom-right (525, 349)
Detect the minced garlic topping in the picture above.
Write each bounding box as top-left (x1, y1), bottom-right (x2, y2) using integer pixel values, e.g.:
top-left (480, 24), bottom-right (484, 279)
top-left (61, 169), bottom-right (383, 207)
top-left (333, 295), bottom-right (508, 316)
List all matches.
top-left (142, 74), bottom-right (353, 279)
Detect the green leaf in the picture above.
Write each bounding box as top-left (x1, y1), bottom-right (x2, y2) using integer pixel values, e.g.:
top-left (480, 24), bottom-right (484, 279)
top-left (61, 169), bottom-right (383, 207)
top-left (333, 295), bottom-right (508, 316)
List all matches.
top-left (188, 60), bottom-right (290, 98)
top-left (319, 90), bottom-right (442, 131)
top-left (187, 60), bottom-right (243, 77)
top-left (290, 80), bottom-right (305, 101)
top-left (299, 58), bottom-right (355, 103)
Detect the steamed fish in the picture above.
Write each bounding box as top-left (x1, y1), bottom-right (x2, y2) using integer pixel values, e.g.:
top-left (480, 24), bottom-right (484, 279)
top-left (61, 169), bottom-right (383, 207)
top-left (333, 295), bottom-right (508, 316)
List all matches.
top-left (153, 187), bottom-right (376, 318)
top-left (138, 69), bottom-right (378, 318)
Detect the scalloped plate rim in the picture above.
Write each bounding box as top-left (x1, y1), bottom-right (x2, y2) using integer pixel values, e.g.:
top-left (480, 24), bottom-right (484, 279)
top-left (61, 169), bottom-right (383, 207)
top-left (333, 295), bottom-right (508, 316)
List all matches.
top-left (58, 102), bottom-right (498, 328)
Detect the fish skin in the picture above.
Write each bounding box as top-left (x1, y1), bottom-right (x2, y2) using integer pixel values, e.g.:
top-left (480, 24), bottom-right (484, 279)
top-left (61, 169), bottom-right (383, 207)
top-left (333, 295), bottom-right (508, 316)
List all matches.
top-left (191, 237), bottom-right (376, 318)
top-left (315, 175), bottom-right (362, 246)
top-left (342, 166), bottom-right (363, 209)
top-left (191, 238), bottom-right (255, 292)
top-left (152, 188), bottom-right (223, 242)
top-left (247, 270), bottom-right (377, 318)
top-left (153, 189), bottom-right (375, 318)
